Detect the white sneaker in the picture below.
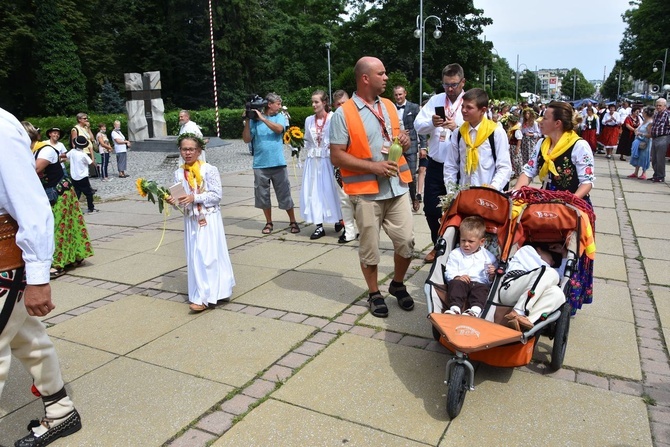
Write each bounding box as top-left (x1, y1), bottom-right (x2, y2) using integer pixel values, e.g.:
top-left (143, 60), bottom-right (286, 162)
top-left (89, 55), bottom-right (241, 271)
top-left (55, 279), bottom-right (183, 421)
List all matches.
top-left (464, 306), bottom-right (482, 318)
top-left (445, 306), bottom-right (461, 315)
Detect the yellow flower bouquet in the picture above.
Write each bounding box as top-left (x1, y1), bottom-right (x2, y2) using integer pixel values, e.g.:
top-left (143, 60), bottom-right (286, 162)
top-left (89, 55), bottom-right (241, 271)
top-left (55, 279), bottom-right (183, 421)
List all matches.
top-left (136, 178), bottom-right (170, 213)
top-left (283, 126), bottom-right (304, 158)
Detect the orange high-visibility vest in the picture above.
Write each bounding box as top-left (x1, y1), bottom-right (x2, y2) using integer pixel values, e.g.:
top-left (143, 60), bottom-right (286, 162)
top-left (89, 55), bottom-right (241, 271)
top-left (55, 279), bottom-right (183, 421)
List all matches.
top-left (340, 97), bottom-right (413, 195)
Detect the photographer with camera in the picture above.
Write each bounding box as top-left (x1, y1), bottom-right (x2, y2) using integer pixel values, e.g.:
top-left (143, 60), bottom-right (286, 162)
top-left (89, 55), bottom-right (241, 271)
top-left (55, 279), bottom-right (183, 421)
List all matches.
top-left (242, 93), bottom-right (300, 235)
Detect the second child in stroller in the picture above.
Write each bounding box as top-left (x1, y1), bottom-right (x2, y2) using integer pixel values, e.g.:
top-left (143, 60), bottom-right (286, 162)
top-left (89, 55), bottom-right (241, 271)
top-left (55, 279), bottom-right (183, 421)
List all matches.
top-left (499, 243), bottom-right (566, 331)
top-left (444, 216), bottom-right (497, 317)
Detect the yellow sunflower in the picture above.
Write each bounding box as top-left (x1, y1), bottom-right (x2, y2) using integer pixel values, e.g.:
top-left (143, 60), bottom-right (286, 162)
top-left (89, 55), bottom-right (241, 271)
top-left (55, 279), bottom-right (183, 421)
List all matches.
top-left (290, 127), bottom-right (303, 139)
top-left (136, 178), bottom-right (147, 197)
top-left (283, 131), bottom-right (291, 144)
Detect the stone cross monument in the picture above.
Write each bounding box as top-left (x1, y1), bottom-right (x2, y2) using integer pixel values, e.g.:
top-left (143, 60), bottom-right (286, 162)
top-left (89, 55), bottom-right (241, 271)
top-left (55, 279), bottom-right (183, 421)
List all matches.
top-left (124, 71), bottom-right (167, 141)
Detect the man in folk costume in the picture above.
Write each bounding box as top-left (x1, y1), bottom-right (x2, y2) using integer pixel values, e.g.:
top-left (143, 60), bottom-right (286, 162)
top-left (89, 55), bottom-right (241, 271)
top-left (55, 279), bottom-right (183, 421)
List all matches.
top-left (330, 56), bottom-right (415, 318)
top-left (0, 107), bottom-right (82, 446)
top-left (445, 88), bottom-right (512, 192)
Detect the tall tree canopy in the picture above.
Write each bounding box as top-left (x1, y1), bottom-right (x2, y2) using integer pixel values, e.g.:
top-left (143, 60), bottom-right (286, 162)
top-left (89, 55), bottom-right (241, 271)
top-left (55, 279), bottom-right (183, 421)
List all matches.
top-left (620, 0), bottom-right (670, 86)
top-left (0, 0), bottom-right (498, 116)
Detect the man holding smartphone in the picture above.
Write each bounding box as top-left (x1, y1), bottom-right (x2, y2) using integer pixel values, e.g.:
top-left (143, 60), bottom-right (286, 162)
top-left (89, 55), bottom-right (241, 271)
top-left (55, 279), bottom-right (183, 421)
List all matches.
top-left (414, 63), bottom-right (466, 263)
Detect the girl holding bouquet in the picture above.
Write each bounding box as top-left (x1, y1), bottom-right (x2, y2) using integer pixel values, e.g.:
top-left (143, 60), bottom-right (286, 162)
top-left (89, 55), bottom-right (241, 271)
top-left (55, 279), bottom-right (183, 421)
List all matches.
top-left (166, 134), bottom-right (235, 312)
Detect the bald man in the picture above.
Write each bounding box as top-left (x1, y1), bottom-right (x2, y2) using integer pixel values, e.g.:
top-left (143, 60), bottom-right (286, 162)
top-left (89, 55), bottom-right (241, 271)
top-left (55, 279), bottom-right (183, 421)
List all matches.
top-left (330, 57), bottom-right (415, 318)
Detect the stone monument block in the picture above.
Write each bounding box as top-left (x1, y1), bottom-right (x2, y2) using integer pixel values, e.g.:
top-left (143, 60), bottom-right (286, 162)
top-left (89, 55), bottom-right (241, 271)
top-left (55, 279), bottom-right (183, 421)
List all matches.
top-left (124, 71), bottom-right (167, 141)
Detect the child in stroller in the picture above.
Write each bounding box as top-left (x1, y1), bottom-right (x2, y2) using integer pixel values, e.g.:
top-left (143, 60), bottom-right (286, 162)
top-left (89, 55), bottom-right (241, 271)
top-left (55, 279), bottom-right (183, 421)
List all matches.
top-left (498, 242), bottom-right (567, 331)
top-left (443, 216), bottom-right (497, 318)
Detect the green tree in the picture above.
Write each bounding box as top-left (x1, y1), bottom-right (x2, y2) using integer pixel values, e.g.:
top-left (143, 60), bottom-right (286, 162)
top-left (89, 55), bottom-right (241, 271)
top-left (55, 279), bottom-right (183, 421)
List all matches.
top-left (33, 1), bottom-right (87, 115)
top-left (620, 0), bottom-right (670, 85)
top-left (518, 70), bottom-right (540, 96)
top-left (0, 0), bottom-right (36, 116)
top-left (560, 69), bottom-right (595, 100)
top-left (601, 62), bottom-right (633, 101)
top-left (95, 80), bottom-right (125, 113)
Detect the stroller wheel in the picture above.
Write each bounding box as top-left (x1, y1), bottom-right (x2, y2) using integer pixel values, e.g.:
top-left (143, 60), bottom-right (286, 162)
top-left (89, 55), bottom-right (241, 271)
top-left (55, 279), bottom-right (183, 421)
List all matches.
top-left (550, 302), bottom-right (571, 371)
top-left (446, 364), bottom-right (468, 419)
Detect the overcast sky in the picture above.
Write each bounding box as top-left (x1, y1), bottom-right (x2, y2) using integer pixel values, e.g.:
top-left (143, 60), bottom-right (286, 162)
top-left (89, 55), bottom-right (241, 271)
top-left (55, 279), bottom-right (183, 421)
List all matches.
top-left (471, 0), bottom-right (632, 81)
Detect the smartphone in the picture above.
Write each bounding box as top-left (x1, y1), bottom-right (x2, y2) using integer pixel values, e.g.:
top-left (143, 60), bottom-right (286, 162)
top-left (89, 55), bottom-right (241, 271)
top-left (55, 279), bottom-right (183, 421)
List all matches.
top-left (434, 106), bottom-right (446, 119)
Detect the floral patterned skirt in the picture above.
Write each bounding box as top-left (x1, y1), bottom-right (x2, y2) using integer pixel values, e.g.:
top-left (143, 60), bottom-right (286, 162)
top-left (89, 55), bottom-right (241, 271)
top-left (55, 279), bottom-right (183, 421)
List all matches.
top-left (520, 136), bottom-right (539, 166)
top-left (52, 187), bottom-right (94, 268)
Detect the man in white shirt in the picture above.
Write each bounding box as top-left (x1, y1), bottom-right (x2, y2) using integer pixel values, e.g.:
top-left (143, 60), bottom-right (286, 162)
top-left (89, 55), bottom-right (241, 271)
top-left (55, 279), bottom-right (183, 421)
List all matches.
top-left (178, 110), bottom-right (203, 138)
top-left (414, 63), bottom-right (466, 262)
top-left (0, 107), bottom-right (82, 446)
top-left (445, 88), bottom-right (512, 192)
top-left (178, 110), bottom-right (207, 162)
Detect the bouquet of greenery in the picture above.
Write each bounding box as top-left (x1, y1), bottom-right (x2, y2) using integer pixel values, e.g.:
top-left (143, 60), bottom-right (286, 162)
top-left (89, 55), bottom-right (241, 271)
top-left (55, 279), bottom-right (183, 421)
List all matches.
top-left (283, 126), bottom-right (304, 158)
top-left (136, 178), bottom-right (170, 213)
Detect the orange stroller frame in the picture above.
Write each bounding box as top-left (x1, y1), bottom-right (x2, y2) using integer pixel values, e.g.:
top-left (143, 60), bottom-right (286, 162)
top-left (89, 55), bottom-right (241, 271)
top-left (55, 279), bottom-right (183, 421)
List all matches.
top-left (424, 188), bottom-right (583, 418)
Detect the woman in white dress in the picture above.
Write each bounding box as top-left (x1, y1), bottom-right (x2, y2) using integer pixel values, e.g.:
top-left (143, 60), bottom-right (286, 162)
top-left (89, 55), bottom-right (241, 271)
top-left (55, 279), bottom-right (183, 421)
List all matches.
top-left (300, 90), bottom-right (343, 239)
top-left (167, 134), bottom-right (235, 312)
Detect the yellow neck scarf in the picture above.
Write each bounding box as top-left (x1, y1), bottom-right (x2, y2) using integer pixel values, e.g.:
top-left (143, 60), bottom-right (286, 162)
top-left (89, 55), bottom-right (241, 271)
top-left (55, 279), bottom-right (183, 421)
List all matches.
top-left (538, 131), bottom-right (581, 181)
top-left (181, 160), bottom-right (202, 191)
top-left (507, 123), bottom-right (520, 140)
top-left (459, 118), bottom-right (497, 175)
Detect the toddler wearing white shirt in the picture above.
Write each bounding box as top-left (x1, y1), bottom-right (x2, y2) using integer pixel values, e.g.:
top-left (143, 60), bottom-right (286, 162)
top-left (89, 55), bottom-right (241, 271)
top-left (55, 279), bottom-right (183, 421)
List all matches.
top-left (444, 216), bottom-right (497, 317)
top-left (68, 136), bottom-right (98, 213)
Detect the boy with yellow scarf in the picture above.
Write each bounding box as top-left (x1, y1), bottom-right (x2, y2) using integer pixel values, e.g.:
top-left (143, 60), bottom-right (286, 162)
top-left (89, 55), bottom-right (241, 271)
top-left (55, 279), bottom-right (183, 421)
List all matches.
top-left (444, 88), bottom-right (512, 193)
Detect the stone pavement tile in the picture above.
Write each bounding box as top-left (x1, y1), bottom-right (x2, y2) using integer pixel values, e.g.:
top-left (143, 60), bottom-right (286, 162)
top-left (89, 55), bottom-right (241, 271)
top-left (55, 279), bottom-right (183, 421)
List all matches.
top-left (47, 294), bottom-right (199, 355)
top-left (580, 281), bottom-right (634, 323)
top-left (610, 378), bottom-right (644, 396)
top-left (261, 365), bottom-right (293, 382)
top-left (323, 321), bottom-right (352, 334)
top-left (234, 270), bottom-right (368, 318)
top-left (652, 286), bottom-right (670, 347)
top-left (219, 204), bottom-right (264, 220)
top-left (196, 411), bottom-right (235, 435)
top-left (644, 259), bottom-right (670, 286)
top-left (272, 334), bottom-right (448, 445)
top-left (295, 245), bottom-right (395, 280)
top-left (639, 237), bottom-right (670, 261)
top-left (85, 222), bottom-right (126, 240)
top-left (69, 247), bottom-right (135, 271)
top-left (94, 227), bottom-right (183, 252)
top-left (439, 367), bottom-right (651, 447)
top-left (576, 371), bottom-right (609, 389)
top-left (99, 198), bottom-right (174, 215)
top-left (594, 233), bottom-right (624, 256)
top-left (589, 188), bottom-right (615, 207)
top-left (309, 331), bottom-right (338, 345)
top-left (75, 252), bottom-right (187, 284)
top-left (358, 290), bottom-right (439, 340)
top-left (629, 210), bottom-right (670, 240)
top-left (398, 335), bottom-right (430, 349)
top-left (129, 311), bottom-right (313, 387)
top-left (220, 173), bottom-right (258, 188)
top-left (212, 399), bottom-right (428, 447)
top-left (293, 341), bottom-right (325, 356)
top-left (349, 326), bottom-right (377, 338)
top-left (221, 394), bottom-right (257, 415)
top-left (541, 314), bottom-right (642, 380)
top-left (243, 379), bottom-right (277, 399)
top-left (652, 422), bottom-right (670, 446)
top-left (624, 192), bottom-right (670, 212)
top-left (593, 207), bottom-right (620, 235)
top-left (40, 280), bottom-right (115, 318)
top-left (170, 429), bottom-right (218, 447)
top-left (593, 253), bottom-right (627, 281)
top-left (230, 240), bottom-right (332, 270)
top-left (145, 238), bottom-right (185, 259)
top-left (34, 357), bottom-right (230, 447)
top-left (220, 264), bottom-right (285, 301)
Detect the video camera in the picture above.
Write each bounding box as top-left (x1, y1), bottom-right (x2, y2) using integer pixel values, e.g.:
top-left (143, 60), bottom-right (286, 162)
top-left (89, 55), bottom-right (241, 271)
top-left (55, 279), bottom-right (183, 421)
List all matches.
top-left (245, 94), bottom-right (267, 120)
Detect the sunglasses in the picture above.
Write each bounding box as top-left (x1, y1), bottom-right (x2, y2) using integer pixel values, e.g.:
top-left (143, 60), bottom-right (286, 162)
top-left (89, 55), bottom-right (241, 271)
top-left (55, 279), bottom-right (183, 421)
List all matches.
top-left (442, 81), bottom-right (462, 89)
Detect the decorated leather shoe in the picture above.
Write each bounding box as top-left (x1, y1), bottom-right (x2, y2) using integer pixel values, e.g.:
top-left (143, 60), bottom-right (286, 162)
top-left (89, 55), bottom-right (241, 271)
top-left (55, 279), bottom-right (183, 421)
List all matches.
top-left (310, 226), bottom-right (325, 240)
top-left (15, 409), bottom-right (82, 447)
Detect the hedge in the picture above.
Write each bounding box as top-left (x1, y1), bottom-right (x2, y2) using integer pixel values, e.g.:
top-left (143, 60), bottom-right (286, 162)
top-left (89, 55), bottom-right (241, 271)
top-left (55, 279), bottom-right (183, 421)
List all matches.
top-left (25, 106), bottom-right (316, 144)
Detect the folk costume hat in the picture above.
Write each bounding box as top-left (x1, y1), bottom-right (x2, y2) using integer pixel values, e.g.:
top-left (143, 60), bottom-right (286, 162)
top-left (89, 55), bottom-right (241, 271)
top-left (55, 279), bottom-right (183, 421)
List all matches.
top-left (73, 135), bottom-right (89, 149)
top-left (46, 127), bottom-right (63, 139)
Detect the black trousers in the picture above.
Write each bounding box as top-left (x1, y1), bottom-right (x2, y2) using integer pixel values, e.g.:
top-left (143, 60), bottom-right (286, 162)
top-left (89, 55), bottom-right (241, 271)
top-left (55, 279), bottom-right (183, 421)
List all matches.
top-left (405, 152), bottom-right (418, 202)
top-left (423, 158), bottom-right (447, 244)
top-left (447, 279), bottom-right (489, 311)
top-left (72, 177), bottom-right (95, 211)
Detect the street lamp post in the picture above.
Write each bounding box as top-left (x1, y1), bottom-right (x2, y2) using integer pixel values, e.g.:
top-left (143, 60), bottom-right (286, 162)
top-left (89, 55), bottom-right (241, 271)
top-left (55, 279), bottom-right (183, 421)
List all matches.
top-left (513, 55), bottom-right (528, 102)
top-left (616, 67), bottom-right (622, 100)
top-left (652, 48), bottom-right (669, 96)
top-left (534, 65), bottom-right (538, 96)
top-left (325, 42), bottom-right (332, 102)
top-left (415, 0), bottom-right (442, 102)
top-left (571, 74), bottom-right (579, 101)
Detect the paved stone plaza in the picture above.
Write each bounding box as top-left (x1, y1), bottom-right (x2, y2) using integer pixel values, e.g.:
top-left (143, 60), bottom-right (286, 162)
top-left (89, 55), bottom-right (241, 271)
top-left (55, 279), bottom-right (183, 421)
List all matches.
top-left (0, 141), bottom-right (669, 446)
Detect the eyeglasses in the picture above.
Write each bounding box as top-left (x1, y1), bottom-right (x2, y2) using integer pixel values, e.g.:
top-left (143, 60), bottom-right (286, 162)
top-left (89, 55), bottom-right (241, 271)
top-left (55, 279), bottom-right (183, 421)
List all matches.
top-left (82, 117), bottom-right (89, 120)
top-left (180, 148), bottom-right (197, 153)
top-left (442, 81), bottom-right (462, 89)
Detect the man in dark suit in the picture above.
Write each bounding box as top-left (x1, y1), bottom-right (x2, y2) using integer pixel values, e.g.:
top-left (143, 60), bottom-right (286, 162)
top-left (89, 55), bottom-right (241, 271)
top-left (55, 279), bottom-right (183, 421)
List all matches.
top-left (394, 85), bottom-right (426, 212)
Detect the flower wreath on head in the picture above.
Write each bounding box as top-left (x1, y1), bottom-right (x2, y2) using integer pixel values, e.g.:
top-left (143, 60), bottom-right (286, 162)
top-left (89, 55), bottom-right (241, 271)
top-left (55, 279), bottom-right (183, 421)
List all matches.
top-left (177, 132), bottom-right (207, 150)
